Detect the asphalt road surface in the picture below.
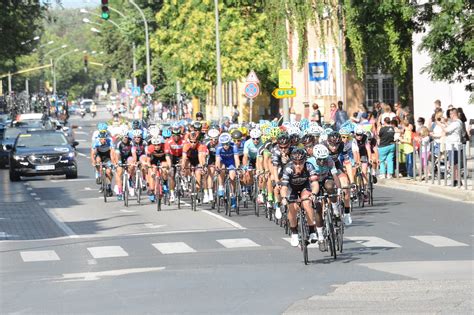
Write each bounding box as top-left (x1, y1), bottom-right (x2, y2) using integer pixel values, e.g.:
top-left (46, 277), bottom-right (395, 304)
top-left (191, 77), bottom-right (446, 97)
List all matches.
top-left (1, 109), bottom-right (473, 314)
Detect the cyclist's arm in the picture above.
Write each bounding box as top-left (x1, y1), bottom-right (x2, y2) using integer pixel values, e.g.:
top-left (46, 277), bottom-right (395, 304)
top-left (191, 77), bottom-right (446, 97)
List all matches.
top-left (215, 147), bottom-right (222, 169)
top-left (131, 146), bottom-right (138, 164)
top-left (242, 142), bottom-right (250, 166)
top-left (232, 144), bottom-right (240, 168)
top-left (198, 145), bottom-right (208, 166)
top-left (280, 167), bottom-right (290, 198)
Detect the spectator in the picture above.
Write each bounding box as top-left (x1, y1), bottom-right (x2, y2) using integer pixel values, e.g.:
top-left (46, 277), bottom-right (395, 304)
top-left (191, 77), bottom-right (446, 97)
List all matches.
top-left (400, 120), bottom-right (414, 179)
top-left (328, 103), bottom-right (337, 127)
top-left (457, 107), bottom-right (467, 123)
top-left (391, 119), bottom-right (402, 142)
top-left (372, 102), bottom-right (382, 120)
top-left (416, 117), bottom-right (425, 133)
top-left (310, 103), bottom-right (321, 125)
top-left (378, 103), bottom-right (396, 126)
top-left (419, 126), bottom-right (431, 179)
top-left (431, 99), bottom-right (442, 122)
top-left (335, 101), bottom-right (349, 130)
top-left (378, 117), bottom-right (396, 179)
top-left (394, 102), bottom-right (406, 121)
top-left (439, 108), bottom-right (463, 186)
top-left (431, 111), bottom-right (445, 155)
top-left (445, 104), bottom-right (454, 119)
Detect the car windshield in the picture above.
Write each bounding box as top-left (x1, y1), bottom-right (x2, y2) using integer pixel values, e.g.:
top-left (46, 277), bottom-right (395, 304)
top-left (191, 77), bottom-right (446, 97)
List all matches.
top-left (15, 120), bottom-right (44, 128)
top-left (16, 132), bottom-right (68, 147)
top-left (82, 101), bottom-right (93, 106)
top-left (5, 128), bottom-right (22, 139)
top-left (0, 114), bottom-right (9, 123)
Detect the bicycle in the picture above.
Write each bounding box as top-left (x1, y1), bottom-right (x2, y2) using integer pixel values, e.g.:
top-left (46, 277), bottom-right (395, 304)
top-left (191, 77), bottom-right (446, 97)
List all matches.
top-left (367, 163), bottom-right (375, 206)
top-left (96, 162), bottom-right (112, 203)
top-left (150, 165), bottom-right (169, 212)
top-left (118, 163), bottom-right (131, 207)
top-left (253, 171), bottom-right (269, 218)
top-left (354, 165), bottom-right (366, 208)
top-left (174, 164), bottom-right (184, 209)
top-left (316, 191), bottom-right (339, 259)
top-left (133, 162), bottom-right (145, 205)
top-left (284, 196), bottom-right (313, 265)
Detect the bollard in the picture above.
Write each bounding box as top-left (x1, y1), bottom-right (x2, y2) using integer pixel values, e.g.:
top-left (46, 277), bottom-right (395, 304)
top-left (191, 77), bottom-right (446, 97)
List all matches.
top-left (463, 144), bottom-right (468, 190)
top-left (451, 144), bottom-right (455, 187)
top-left (431, 142), bottom-right (435, 184)
top-left (444, 143), bottom-right (448, 186)
top-left (395, 142), bottom-right (399, 179)
top-left (457, 146), bottom-right (462, 189)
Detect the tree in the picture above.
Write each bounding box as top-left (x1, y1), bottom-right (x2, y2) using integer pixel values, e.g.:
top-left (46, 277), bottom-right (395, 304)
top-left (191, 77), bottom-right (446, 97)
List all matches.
top-left (152, 1), bottom-right (276, 98)
top-left (417, 0), bottom-right (473, 90)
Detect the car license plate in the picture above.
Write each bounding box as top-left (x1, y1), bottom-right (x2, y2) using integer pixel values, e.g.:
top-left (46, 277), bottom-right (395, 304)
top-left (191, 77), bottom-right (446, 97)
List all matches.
top-left (36, 165), bottom-right (55, 171)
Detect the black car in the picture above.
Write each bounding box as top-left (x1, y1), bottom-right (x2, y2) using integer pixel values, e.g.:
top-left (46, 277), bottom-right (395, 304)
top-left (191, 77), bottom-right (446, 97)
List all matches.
top-left (0, 127), bottom-right (23, 168)
top-left (8, 130), bottom-right (79, 181)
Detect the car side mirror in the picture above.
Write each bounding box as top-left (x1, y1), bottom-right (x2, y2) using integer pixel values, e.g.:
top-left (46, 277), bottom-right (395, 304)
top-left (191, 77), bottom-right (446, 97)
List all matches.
top-left (5, 144), bottom-right (12, 150)
top-left (72, 141), bottom-right (79, 147)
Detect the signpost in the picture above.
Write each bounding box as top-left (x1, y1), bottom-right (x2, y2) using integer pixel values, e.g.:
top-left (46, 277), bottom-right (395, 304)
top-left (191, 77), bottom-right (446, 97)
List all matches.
top-left (278, 69), bottom-right (292, 88)
top-left (309, 62), bottom-right (328, 81)
top-left (245, 70), bottom-right (260, 122)
top-left (271, 88), bottom-right (296, 99)
top-left (131, 86), bottom-right (141, 97)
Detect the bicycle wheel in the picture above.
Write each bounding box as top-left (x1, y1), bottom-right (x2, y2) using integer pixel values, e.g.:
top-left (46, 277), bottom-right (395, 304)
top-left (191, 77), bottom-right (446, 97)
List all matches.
top-left (123, 173), bottom-right (129, 207)
top-left (102, 169), bottom-right (107, 203)
top-left (253, 181), bottom-right (259, 217)
top-left (156, 176), bottom-right (162, 212)
top-left (225, 179), bottom-right (231, 217)
top-left (176, 174), bottom-right (181, 209)
top-left (235, 179), bottom-right (240, 215)
top-left (136, 171), bottom-right (141, 204)
top-left (299, 210), bottom-right (309, 265)
top-left (325, 205), bottom-right (337, 259)
top-left (368, 173), bottom-right (374, 206)
top-left (190, 176), bottom-right (197, 211)
top-left (337, 218), bottom-right (344, 253)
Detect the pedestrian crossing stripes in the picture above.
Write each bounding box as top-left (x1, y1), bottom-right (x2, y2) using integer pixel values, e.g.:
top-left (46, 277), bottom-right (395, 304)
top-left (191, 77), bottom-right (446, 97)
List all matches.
top-left (87, 246), bottom-right (129, 259)
top-left (153, 242), bottom-right (196, 254)
top-left (16, 234), bottom-right (472, 263)
top-left (217, 238), bottom-right (260, 249)
top-left (20, 250), bottom-right (60, 262)
top-left (410, 235), bottom-right (469, 247)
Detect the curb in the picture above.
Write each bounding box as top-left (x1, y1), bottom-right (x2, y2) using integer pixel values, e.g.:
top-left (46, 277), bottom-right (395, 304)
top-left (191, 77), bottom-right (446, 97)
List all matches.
top-left (377, 179), bottom-right (474, 203)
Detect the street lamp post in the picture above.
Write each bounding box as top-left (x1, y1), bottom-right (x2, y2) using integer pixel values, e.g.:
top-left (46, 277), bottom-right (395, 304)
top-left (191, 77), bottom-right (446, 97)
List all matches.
top-left (129, 0), bottom-right (151, 86)
top-left (214, 0), bottom-right (223, 121)
top-left (53, 48), bottom-right (80, 95)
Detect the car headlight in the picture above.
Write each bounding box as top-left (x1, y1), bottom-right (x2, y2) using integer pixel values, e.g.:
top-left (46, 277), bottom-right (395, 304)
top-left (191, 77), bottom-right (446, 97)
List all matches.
top-left (62, 152), bottom-right (75, 159)
top-left (13, 155), bottom-right (25, 161)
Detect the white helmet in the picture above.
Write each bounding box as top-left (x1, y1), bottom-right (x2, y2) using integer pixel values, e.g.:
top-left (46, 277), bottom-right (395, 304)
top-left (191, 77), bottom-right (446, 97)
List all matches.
top-left (149, 127), bottom-right (160, 138)
top-left (355, 126), bottom-right (365, 135)
top-left (208, 128), bottom-right (220, 139)
top-left (292, 121), bottom-right (301, 129)
top-left (132, 129), bottom-right (143, 138)
top-left (288, 126), bottom-right (301, 136)
top-left (307, 125), bottom-right (320, 136)
top-left (313, 144), bottom-right (329, 159)
top-left (119, 128), bottom-right (129, 139)
top-left (151, 136), bottom-right (165, 145)
top-left (249, 129), bottom-right (262, 139)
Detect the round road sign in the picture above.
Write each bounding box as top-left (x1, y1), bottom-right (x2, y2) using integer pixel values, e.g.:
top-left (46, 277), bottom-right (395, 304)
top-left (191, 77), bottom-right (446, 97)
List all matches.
top-left (144, 84), bottom-right (155, 94)
top-left (244, 82), bottom-right (259, 99)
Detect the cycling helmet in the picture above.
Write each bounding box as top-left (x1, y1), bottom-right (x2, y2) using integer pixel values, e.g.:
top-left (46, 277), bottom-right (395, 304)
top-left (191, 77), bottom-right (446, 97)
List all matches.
top-left (239, 126), bottom-right (248, 137)
top-left (270, 127), bottom-right (281, 139)
top-left (132, 120), bottom-right (141, 129)
top-left (208, 128), bottom-right (220, 139)
top-left (355, 126), bottom-right (365, 135)
top-left (219, 132), bottom-right (231, 144)
top-left (97, 122), bottom-right (108, 132)
top-left (119, 128), bottom-right (129, 139)
top-left (171, 126), bottom-right (181, 135)
top-left (277, 132), bottom-right (290, 146)
top-left (149, 126), bottom-right (160, 138)
top-left (288, 126), bottom-right (301, 136)
top-left (339, 127), bottom-right (351, 136)
top-left (290, 148), bottom-right (307, 162)
top-left (162, 128), bottom-right (171, 138)
top-left (301, 134), bottom-right (315, 146)
top-left (192, 121), bottom-right (202, 131)
top-left (307, 125), bottom-right (320, 136)
top-left (189, 131), bottom-right (200, 142)
top-left (300, 118), bottom-right (309, 131)
top-left (313, 144), bottom-right (330, 159)
top-left (261, 134), bottom-right (270, 144)
top-left (291, 121), bottom-right (301, 129)
top-left (249, 129), bottom-right (262, 139)
top-left (151, 136), bottom-right (165, 145)
top-left (230, 129), bottom-right (243, 141)
top-left (196, 111), bottom-right (204, 119)
top-left (98, 131), bottom-right (108, 139)
top-left (366, 131), bottom-right (373, 139)
top-left (132, 129), bottom-right (143, 138)
top-left (327, 132), bottom-right (341, 145)
top-left (289, 133), bottom-right (300, 145)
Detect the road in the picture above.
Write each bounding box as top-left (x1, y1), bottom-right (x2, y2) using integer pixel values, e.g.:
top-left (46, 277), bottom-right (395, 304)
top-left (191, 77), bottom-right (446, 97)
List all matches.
top-left (1, 108), bottom-right (473, 314)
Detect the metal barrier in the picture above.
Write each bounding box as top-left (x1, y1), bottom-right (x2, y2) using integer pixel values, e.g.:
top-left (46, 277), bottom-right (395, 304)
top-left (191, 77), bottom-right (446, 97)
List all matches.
top-left (395, 139), bottom-right (471, 189)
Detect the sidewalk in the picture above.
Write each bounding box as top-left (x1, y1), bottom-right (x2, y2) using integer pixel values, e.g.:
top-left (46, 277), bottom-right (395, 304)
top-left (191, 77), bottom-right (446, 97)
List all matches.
top-left (377, 156), bottom-right (474, 203)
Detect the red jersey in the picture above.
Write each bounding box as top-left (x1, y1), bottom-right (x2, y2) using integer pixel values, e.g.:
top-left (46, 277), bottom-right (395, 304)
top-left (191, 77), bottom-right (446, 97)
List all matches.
top-left (182, 142), bottom-right (208, 163)
top-left (164, 137), bottom-right (184, 157)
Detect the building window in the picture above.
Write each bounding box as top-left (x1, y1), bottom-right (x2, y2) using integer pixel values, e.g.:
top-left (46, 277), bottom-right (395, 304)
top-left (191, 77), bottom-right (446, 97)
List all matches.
top-left (365, 67), bottom-right (398, 108)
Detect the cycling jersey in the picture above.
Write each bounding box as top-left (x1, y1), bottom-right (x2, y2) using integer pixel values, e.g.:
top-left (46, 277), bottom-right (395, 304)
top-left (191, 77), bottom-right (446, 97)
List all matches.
top-left (131, 139), bottom-right (146, 157)
top-left (115, 140), bottom-right (133, 163)
top-left (236, 140), bottom-right (245, 156)
top-left (339, 139), bottom-right (359, 164)
top-left (244, 139), bottom-right (261, 160)
top-left (205, 139), bottom-right (218, 165)
top-left (356, 135), bottom-right (371, 162)
top-left (307, 157), bottom-right (339, 181)
top-left (92, 138), bottom-right (112, 161)
top-left (258, 141), bottom-right (274, 158)
top-left (182, 142), bottom-right (208, 166)
top-left (216, 144), bottom-right (238, 168)
top-left (271, 146), bottom-right (294, 167)
top-left (147, 145), bottom-right (167, 165)
top-left (281, 162), bottom-right (318, 200)
top-left (323, 141), bottom-right (344, 171)
top-left (164, 137), bottom-right (184, 157)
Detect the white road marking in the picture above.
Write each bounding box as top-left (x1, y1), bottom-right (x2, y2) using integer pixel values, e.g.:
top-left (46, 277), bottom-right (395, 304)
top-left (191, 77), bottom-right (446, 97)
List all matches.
top-left (30, 192), bottom-right (37, 196)
top-left (26, 187), bottom-right (33, 191)
top-left (34, 197), bottom-right (41, 201)
top-left (411, 235), bottom-right (468, 247)
top-left (388, 221), bottom-right (400, 226)
top-left (74, 131), bottom-right (88, 135)
top-left (20, 250), bottom-right (60, 262)
top-left (201, 210), bottom-right (246, 230)
top-left (23, 182), bottom-right (30, 186)
top-left (345, 236), bottom-right (401, 248)
top-left (144, 223), bottom-right (166, 229)
top-left (51, 178), bottom-right (92, 183)
top-left (153, 242), bottom-right (196, 254)
top-left (119, 209), bottom-right (136, 213)
top-left (84, 187), bottom-right (92, 191)
top-left (76, 139), bottom-right (87, 142)
top-left (56, 267), bottom-right (166, 282)
top-left (38, 202), bottom-right (46, 206)
top-left (77, 152), bottom-right (87, 157)
top-left (87, 246), bottom-right (129, 259)
top-left (217, 238), bottom-right (260, 249)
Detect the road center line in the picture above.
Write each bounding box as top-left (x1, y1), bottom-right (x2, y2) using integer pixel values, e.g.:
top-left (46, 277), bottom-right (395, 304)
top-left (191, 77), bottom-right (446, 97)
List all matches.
top-left (201, 210), bottom-right (246, 230)
top-left (55, 267), bottom-right (166, 282)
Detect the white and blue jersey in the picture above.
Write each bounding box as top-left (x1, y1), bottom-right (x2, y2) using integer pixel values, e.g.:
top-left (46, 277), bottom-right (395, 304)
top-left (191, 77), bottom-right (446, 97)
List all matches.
top-left (216, 144), bottom-right (238, 168)
top-left (92, 138), bottom-right (113, 161)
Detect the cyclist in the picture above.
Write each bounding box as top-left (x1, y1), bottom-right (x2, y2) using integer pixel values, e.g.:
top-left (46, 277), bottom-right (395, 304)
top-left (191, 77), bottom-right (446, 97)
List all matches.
top-left (165, 126), bottom-right (184, 202)
top-left (230, 129), bottom-right (245, 164)
top-left (146, 135), bottom-right (168, 202)
top-left (204, 128), bottom-right (220, 203)
top-left (91, 131), bottom-right (113, 196)
top-left (280, 148), bottom-right (319, 247)
top-left (242, 128), bottom-right (262, 191)
top-left (128, 120), bottom-right (149, 140)
top-left (220, 117), bottom-right (232, 133)
top-left (91, 122), bottom-right (109, 143)
top-left (196, 111), bottom-right (204, 121)
top-left (354, 126), bottom-right (372, 200)
top-left (271, 132), bottom-right (294, 220)
top-left (181, 131), bottom-right (208, 200)
top-left (324, 131), bottom-right (352, 225)
top-left (339, 127), bottom-right (361, 198)
top-left (113, 128), bottom-right (134, 200)
top-left (130, 129), bottom-right (148, 194)
top-left (216, 132), bottom-right (240, 209)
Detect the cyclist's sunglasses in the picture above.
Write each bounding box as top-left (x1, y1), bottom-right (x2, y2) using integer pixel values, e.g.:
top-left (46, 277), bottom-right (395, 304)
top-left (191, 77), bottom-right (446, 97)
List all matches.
top-left (252, 137), bottom-right (260, 141)
top-left (189, 141), bottom-right (197, 144)
top-left (316, 158), bottom-right (326, 163)
top-left (341, 135), bottom-right (350, 139)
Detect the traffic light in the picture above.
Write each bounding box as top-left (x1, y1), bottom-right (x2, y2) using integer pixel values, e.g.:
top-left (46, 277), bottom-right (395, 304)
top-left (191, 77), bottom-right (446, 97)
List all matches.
top-left (101, 0), bottom-right (110, 20)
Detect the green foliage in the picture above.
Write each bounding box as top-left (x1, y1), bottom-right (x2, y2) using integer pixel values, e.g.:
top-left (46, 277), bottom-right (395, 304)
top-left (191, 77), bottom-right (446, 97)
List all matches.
top-left (152, 1), bottom-right (277, 98)
top-left (418, 0), bottom-right (473, 90)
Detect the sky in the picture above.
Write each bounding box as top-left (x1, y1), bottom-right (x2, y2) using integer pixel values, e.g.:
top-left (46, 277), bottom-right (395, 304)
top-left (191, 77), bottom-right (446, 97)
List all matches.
top-left (46, 0), bottom-right (98, 9)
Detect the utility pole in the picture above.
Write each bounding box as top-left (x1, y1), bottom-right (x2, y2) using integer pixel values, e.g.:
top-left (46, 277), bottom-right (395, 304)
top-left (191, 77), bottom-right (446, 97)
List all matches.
top-left (132, 43), bottom-right (137, 87)
top-left (214, 0), bottom-right (223, 121)
top-left (129, 0), bottom-right (151, 86)
top-left (176, 81), bottom-right (181, 119)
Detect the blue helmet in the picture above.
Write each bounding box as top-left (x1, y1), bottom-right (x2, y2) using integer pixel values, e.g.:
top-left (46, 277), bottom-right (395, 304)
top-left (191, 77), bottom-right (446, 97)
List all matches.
top-left (162, 128), bottom-right (171, 138)
top-left (132, 120), bottom-right (141, 129)
top-left (219, 133), bottom-right (231, 144)
top-left (97, 122), bottom-right (108, 132)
